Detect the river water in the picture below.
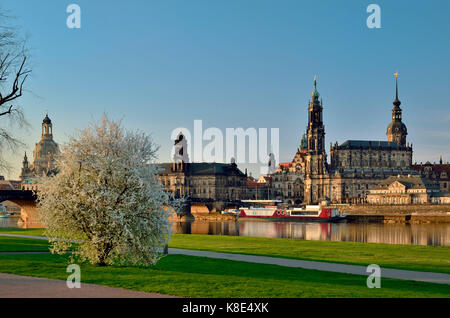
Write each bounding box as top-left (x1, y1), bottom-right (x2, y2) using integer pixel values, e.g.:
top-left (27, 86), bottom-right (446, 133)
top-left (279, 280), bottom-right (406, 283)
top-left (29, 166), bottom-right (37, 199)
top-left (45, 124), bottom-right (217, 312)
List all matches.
top-left (2, 216), bottom-right (449, 247)
top-left (174, 220), bottom-right (450, 246)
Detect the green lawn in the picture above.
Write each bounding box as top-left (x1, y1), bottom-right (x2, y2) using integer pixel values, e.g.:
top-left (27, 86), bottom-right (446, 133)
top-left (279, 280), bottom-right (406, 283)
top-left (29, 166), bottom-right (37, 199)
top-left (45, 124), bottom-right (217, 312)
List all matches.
top-left (0, 228), bottom-right (45, 236)
top-left (1, 228), bottom-right (449, 274)
top-left (0, 253), bottom-right (449, 298)
top-left (169, 234), bottom-right (450, 274)
top-left (0, 236), bottom-right (50, 252)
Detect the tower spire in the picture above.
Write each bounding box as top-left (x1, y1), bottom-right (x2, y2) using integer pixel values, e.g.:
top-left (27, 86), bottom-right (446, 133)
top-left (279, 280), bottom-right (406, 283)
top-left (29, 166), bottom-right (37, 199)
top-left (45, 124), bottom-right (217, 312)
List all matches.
top-left (387, 72), bottom-right (407, 146)
top-left (311, 75), bottom-right (320, 99)
top-left (393, 72), bottom-right (401, 108)
top-left (395, 73), bottom-right (398, 100)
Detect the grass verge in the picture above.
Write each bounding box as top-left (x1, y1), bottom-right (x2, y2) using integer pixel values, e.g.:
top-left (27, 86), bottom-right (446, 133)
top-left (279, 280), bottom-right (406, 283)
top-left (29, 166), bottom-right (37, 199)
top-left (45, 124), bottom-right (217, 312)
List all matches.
top-left (2, 228), bottom-right (449, 274)
top-left (0, 228), bottom-right (45, 236)
top-left (169, 234), bottom-right (450, 274)
top-left (0, 236), bottom-right (50, 252)
top-left (0, 253), bottom-right (449, 298)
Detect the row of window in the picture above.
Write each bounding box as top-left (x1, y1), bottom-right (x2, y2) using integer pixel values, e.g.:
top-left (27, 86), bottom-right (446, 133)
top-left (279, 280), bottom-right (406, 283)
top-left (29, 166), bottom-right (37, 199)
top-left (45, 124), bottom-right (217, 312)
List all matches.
top-left (337, 160), bottom-right (408, 167)
top-left (368, 197), bottom-right (424, 204)
top-left (161, 179), bottom-right (243, 187)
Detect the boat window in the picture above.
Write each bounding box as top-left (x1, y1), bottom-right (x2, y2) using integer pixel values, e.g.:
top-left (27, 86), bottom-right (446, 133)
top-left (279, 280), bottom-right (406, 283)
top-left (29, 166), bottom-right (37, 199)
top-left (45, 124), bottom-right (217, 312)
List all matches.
top-left (290, 211), bottom-right (319, 216)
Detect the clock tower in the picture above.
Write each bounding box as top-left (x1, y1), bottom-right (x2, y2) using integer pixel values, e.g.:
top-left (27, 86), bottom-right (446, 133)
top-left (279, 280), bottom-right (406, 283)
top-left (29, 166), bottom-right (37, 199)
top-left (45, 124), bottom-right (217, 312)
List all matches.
top-left (386, 73), bottom-right (408, 146)
top-left (304, 76), bottom-right (328, 204)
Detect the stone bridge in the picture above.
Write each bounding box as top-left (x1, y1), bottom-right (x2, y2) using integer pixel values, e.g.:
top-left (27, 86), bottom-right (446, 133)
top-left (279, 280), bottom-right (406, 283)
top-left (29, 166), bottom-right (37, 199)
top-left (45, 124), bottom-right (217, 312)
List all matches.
top-left (0, 190), bottom-right (38, 223)
top-left (0, 190), bottom-right (243, 222)
top-left (187, 197), bottom-right (242, 214)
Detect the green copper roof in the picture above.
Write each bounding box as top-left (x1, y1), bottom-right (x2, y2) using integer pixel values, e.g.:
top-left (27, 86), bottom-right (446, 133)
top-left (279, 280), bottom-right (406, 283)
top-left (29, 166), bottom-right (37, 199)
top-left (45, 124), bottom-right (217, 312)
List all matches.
top-left (311, 76), bottom-right (320, 98)
top-left (300, 132), bottom-right (307, 150)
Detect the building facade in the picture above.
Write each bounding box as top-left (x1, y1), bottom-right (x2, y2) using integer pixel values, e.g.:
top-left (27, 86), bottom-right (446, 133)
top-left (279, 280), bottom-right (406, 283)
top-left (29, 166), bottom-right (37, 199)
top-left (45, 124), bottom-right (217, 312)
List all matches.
top-left (247, 175), bottom-right (273, 200)
top-left (20, 113), bottom-right (60, 190)
top-left (367, 174), bottom-right (440, 204)
top-left (272, 75), bottom-right (419, 204)
top-left (412, 159), bottom-right (450, 193)
top-left (157, 132), bottom-right (248, 202)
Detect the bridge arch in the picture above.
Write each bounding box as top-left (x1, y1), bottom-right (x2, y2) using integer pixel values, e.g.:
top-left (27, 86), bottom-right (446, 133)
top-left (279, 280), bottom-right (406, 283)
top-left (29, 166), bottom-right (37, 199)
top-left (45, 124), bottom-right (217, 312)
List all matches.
top-left (0, 190), bottom-right (39, 224)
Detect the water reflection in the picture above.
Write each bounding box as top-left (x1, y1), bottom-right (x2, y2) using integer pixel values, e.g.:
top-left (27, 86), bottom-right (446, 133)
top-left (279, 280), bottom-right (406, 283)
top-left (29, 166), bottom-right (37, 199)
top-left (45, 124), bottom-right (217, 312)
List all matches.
top-left (174, 221), bottom-right (450, 246)
top-left (0, 217), bottom-right (42, 229)
top-left (3, 216), bottom-right (449, 246)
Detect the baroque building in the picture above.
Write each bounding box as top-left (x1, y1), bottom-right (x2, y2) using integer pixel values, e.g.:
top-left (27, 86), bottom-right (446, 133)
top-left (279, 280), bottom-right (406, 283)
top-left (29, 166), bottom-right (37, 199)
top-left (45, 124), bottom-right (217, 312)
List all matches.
top-left (366, 174), bottom-right (441, 204)
top-left (273, 75), bottom-right (417, 204)
top-left (157, 132), bottom-right (248, 202)
top-left (412, 158), bottom-right (450, 193)
top-left (20, 113), bottom-right (60, 190)
top-left (271, 139), bottom-right (306, 204)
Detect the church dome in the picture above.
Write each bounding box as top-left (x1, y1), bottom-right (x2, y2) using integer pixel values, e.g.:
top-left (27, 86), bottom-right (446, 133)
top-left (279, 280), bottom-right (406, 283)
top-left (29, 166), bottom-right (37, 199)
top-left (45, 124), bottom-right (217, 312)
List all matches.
top-left (32, 138), bottom-right (59, 174)
top-left (386, 121), bottom-right (407, 135)
top-left (34, 139), bottom-right (59, 161)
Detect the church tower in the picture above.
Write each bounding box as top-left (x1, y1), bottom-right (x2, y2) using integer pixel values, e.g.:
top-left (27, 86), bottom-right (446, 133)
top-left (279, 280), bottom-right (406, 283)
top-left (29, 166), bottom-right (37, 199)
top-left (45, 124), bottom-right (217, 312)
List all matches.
top-left (20, 152), bottom-right (31, 180)
top-left (386, 73), bottom-right (407, 146)
top-left (306, 76), bottom-right (326, 155)
top-left (42, 113), bottom-right (53, 139)
top-left (304, 76), bottom-right (328, 204)
top-left (32, 112), bottom-right (59, 175)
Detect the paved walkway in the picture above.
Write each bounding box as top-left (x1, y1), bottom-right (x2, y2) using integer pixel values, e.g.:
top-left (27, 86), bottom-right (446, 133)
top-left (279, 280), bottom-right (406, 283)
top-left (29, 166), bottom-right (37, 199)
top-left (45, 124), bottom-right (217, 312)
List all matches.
top-left (2, 233), bottom-right (450, 285)
top-left (168, 249), bottom-right (450, 285)
top-left (0, 273), bottom-right (175, 298)
top-left (0, 233), bottom-right (52, 240)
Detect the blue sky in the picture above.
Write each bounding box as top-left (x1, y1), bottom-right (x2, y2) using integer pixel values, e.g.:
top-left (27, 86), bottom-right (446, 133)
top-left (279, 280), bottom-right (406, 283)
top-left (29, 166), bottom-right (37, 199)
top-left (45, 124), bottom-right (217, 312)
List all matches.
top-left (2, 0), bottom-right (449, 178)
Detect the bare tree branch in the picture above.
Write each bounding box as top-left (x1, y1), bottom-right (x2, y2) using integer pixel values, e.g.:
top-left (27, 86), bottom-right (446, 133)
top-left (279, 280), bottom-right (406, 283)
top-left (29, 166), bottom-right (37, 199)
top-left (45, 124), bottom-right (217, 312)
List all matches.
top-left (0, 8), bottom-right (31, 172)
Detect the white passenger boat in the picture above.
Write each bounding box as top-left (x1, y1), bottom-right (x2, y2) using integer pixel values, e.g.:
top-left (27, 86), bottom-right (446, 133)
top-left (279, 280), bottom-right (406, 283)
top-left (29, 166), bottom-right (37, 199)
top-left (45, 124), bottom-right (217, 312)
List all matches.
top-left (238, 200), bottom-right (346, 222)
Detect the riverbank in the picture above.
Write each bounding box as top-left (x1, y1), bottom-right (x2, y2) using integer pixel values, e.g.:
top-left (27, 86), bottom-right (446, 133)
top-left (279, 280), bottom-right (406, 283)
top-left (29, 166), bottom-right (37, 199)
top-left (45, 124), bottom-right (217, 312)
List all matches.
top-left (183, 204), bottom-right (450, 223)
top-left (184, 212), bottom-right (450, 223)
top-left (337, 204), bottom-right (450, 215)
top-left (339, 204), bottom-right (450, 223)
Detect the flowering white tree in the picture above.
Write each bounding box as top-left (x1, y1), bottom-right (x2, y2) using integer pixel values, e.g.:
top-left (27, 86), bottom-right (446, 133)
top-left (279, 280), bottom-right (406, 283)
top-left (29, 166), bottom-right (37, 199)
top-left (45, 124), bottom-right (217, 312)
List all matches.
top-left (38, 115), bottom-right (181, 266)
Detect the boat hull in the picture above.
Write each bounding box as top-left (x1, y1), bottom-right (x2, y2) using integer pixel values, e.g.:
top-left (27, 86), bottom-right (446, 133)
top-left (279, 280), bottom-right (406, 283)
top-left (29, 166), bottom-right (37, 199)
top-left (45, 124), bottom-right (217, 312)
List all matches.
top-left (237, 207), bottom-right (346, 222)
top-left (237, 215), bottom-right (346, 222)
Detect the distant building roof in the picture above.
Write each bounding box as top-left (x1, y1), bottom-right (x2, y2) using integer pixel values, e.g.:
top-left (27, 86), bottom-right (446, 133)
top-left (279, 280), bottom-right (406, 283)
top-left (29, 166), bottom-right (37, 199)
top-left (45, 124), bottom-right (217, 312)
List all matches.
top-left (257, 176), bottom-right (272, 184)
top-left (372, 174), bottom-right (438, 190)
top-left (156, 162), bottom-right (246, 177)
top-left (412, 163), bottom-right (450, 180)
top-left (335, 140), bottom-right (410, 150)
top-left (0, 179), bottom-right (21, 190)
top-left (278, 162), bottom-right (292, 169)
top-left (247, 181), bottom-right (270, 188)
top-left (277, 162), bottom-right (292, 172)
top-left (431, 191), bottom-right (450, 198)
